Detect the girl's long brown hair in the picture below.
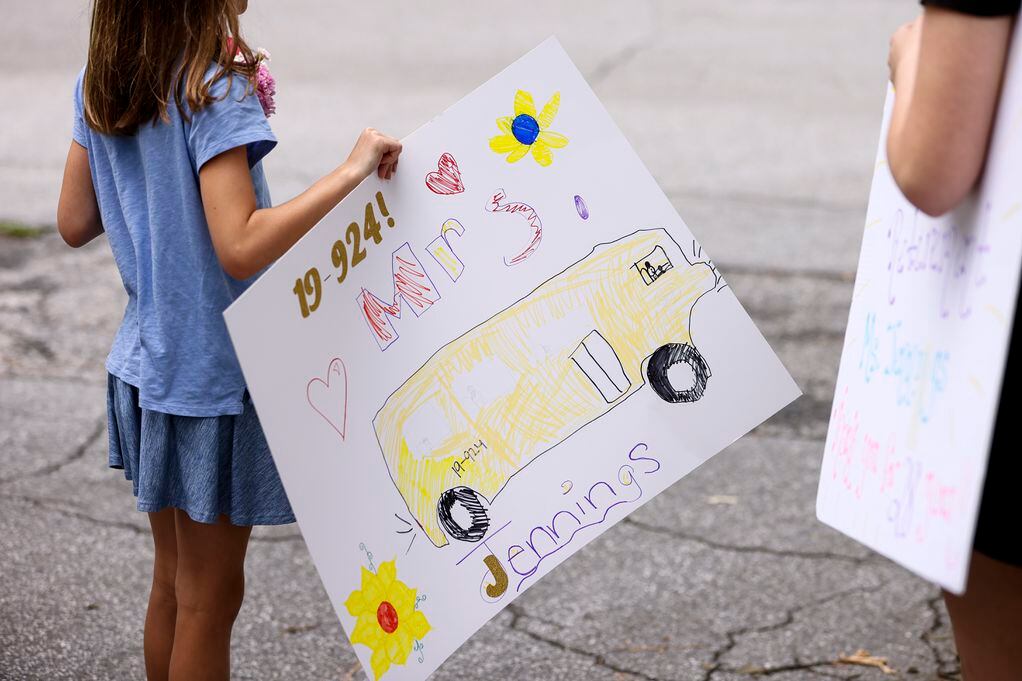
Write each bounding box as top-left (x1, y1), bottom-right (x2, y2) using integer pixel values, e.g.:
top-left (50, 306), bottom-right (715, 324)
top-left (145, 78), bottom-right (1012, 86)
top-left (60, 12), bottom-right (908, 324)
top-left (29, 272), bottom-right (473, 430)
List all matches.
top-left (83, 0), bottom-right (259, 136)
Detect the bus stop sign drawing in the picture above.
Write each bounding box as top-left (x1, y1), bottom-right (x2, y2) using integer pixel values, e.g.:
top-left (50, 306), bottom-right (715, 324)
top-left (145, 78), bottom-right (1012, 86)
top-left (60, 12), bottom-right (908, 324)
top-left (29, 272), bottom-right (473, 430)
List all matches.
top-left (374, 229), bottom-right (716, 548)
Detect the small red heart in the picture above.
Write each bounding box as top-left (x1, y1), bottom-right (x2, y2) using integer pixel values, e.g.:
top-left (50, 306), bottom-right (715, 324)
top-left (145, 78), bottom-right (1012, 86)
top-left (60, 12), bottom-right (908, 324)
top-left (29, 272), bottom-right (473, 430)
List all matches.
top-left (307, 357), bottom-right (348, 441)
top-left (425, 153), bottom-right (465, 195)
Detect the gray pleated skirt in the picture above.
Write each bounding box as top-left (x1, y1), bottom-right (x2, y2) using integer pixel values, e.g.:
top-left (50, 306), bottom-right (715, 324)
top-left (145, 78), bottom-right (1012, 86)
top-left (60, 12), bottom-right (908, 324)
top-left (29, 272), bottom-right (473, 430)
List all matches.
top-left (106, 373), bottom-right (295, 526)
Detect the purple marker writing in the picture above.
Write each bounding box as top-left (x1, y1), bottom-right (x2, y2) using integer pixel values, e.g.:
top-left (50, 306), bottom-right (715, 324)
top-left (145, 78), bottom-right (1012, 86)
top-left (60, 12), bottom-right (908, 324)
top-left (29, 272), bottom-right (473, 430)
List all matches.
top-left (574, 194), bottom-right (589, 220)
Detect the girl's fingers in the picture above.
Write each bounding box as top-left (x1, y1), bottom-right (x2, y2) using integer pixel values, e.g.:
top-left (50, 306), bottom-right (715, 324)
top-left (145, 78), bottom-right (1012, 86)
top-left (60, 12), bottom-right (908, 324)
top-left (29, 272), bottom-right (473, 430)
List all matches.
top-left (379, 149), bottom-right (401, 172)
top-left (365, 132), bottom-right (401, 180)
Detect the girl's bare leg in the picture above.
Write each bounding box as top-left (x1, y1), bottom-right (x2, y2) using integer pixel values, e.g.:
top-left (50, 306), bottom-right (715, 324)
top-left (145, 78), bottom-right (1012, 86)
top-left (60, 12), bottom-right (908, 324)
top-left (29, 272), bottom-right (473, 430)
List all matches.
top-left (943, 551), bottom-right (1022, 681)
top-left (168, 511), bottom-right (252, 681)
top-left (145, 508), bottom-right (178, 681)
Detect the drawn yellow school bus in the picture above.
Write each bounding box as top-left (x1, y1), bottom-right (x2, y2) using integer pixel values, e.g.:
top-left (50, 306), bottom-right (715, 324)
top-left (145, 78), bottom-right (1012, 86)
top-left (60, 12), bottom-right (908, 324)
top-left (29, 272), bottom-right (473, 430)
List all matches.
top-left (373, 229), bottom-right (718, 547)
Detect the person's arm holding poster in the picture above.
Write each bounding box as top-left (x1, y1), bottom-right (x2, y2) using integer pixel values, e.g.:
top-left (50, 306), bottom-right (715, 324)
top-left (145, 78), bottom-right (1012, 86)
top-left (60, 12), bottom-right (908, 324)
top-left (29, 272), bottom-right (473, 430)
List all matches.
top-left (886, 2), bottom-right (1022, 679)
top-left (886, 2), bottom-right (1014, 216)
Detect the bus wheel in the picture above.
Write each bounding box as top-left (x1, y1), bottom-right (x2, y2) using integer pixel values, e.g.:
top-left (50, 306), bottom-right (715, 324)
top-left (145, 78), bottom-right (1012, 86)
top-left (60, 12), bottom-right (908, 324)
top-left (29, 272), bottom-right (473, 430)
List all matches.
top-left (647, 343), bottom-right (710, 403)
top-left (438, 486), bottom-right (490, 542)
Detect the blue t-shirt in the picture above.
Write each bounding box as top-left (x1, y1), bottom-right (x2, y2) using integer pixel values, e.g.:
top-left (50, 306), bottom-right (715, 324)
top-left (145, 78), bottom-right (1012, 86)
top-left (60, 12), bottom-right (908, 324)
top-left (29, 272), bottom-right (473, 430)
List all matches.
top-left (73, 66), bottom-right (276, 417)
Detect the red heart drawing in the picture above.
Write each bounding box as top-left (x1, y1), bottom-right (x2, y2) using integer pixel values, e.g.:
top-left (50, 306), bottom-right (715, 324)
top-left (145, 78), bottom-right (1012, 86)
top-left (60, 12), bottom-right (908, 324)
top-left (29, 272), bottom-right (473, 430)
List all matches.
top-left (307, 357), bottom-right (348, 441)
top-left (425, 153), bottom-right (465, 195)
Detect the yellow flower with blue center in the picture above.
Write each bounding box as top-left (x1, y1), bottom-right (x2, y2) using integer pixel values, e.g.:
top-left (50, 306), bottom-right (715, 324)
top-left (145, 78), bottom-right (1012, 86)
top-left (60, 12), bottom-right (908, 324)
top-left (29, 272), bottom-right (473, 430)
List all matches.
top-left (344, 560), bottom-right (431, 680)
top-left (489, 89), bottom-right (569, 166)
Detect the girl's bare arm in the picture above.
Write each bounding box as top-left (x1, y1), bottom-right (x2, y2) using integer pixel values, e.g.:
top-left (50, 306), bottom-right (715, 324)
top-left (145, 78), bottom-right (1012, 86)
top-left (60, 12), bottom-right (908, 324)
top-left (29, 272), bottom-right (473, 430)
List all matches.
top-left (199, 128), bottom-right (401, 280)
top-left (887, 7), bottom-right (1014, 216)
top-left (56, 142), bottom-right (104, 247)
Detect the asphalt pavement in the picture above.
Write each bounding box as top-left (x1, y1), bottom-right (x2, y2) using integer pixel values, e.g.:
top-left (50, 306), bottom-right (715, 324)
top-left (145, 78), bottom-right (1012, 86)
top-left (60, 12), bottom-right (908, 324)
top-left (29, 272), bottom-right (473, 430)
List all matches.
top-left (0, 2), bottom-right (963, 679)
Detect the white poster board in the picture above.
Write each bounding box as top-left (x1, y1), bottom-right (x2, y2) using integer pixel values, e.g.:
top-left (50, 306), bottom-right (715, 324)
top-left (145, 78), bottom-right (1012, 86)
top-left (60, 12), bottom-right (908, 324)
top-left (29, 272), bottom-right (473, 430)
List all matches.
top-left (226, 38), bottom-right (799, 680)
top-left (817, 25), bottom-right (1022, 594)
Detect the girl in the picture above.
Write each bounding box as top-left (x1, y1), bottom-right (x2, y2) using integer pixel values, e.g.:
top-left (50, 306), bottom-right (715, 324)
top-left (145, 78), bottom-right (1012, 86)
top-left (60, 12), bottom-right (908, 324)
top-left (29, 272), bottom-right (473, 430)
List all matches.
top-left (887, 1), bottom-right (1021, 679)
top-left (56, 1), bottom-right (402, 679)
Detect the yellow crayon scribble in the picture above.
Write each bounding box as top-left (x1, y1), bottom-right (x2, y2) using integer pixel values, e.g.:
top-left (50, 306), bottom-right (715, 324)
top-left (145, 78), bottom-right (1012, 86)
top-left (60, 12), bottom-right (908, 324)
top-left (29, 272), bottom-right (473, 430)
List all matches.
top-left (426, 219), bottom-right (467, 282)
top-left (436, 249), bottom-right (459, 272)
top-left (863, 217), bottom-right (883, 231)
top-left (854, 278), bottom-right (872, 298)
top-left (986, 304), bottom-right (1006, 325)
top-left (374, 230), bottom-right (716, 548)
top-left (1000, 202), bottom-right (1020, 223)
top-left (969, 375), bottom-right (984, 396)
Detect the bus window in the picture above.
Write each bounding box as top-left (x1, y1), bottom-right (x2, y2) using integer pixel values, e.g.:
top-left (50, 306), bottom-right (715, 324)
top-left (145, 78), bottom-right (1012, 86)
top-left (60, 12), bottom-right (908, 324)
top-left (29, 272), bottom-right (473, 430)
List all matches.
top-left (570, 330), bottom-right (631, 403)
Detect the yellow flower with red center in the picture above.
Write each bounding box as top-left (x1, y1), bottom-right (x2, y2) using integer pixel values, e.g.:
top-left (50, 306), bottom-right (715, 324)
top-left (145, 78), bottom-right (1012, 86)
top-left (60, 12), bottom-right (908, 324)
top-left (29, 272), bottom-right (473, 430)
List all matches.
top-left (344, 560), bottom-right (431, 679)
top-left (489, 89), bottom-right (569, 166)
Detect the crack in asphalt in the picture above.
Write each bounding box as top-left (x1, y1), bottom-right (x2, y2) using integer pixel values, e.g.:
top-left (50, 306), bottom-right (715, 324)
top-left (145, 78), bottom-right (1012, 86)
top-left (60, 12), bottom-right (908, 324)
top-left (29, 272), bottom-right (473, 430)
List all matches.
top-left (282, 621), bottom-right (324, 635)
top-left (922, 594), bottom-right (961, 680)
top-left (0, 274), bottom-right (58, 295)
top-left (8, 331), bottom-right (57, 360)
top-left (0, 417), bottom-right (105, 485)
top-left (505, 581), bottom-right (892, 681)
top-left (767, 328), bottom-right (847, 345)
top-left (250, 532), bottom-right (304, 544)
top-left (715, 262), bottom-right (856, 283)
top-left (701, 580), bottom-right (887, 680)
top-left (586, 1), bottom-right (659, 87)
top-left (2, 492), bottom-right (151, 536)
top-left (721, 659), bottom-right (861, 678)
top-left (666, 187), bottom-right (867, 215)
top-left (1, 256), bottom-right (60, 349)
top-left (623, 517), bottom-right (875, 566)
top-left (0, 412), bottom-right (301, 543)
top-left (0, 493), bottom-right (302, 544)
top-left (588, 39), bottom-right (653, 87)
top-left (507, 603), bottom-right (664, 681)
top-left (0, 373), bottom-right (107, 387)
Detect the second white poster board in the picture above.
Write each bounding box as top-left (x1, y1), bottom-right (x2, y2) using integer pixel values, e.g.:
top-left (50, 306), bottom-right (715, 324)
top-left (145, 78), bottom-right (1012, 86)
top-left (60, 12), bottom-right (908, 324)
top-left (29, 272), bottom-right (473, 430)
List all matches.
top-left (817, 23), bottom-right (1022, 593)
